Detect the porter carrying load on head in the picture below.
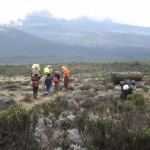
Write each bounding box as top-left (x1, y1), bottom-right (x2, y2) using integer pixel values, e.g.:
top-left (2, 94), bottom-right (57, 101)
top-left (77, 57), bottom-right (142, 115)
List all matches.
top-left (31, 64), bottom-right (42, 76)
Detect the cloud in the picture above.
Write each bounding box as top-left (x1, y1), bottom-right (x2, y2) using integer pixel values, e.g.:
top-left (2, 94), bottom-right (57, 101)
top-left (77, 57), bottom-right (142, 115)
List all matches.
top-left (0, 0), bottom-right (150, 27)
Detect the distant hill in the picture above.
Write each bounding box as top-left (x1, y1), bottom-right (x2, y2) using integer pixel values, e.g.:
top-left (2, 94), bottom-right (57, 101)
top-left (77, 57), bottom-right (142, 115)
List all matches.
top-left (0, 26), bottom-right (92, 64)
top-left (1, 11), bottom-right (150, 64)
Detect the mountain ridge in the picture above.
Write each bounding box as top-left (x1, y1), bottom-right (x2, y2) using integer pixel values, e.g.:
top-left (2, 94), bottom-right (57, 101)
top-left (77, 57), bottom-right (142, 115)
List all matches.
top-left (1, 11), bottom-right (150, 64)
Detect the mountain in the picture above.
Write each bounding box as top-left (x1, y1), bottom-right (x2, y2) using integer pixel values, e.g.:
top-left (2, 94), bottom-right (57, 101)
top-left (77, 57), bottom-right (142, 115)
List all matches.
top-left (1, 11), bottom-right (150, 64)
top-left (0, 26), bottom-right (94, 64)
top-left (18, 12), bottom-right (150, 47)
top-left (20, 11), bottom-right (150, 35)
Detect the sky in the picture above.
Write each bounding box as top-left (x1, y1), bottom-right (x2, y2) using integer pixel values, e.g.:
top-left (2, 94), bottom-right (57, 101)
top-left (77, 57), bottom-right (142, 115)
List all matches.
top-left (0, 0), bottom-right (150, 27)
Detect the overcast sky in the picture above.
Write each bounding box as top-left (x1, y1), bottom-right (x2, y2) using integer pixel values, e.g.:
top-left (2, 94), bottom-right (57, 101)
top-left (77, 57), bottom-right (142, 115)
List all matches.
top-left (0, 0), bottom-right (150, 27)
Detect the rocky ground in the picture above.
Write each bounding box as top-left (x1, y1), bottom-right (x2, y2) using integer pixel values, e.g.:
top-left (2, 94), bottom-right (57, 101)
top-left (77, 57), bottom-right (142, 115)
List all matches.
top-left (0, 72), bottom-right (150, 110)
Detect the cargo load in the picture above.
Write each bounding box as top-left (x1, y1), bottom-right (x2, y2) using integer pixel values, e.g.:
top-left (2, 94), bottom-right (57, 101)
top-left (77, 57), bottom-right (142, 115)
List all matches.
top-left (62, 66), bottom-right (67, 71)
top-left (44, 67), bottom-right (50, 75)
top-left (45, 65), bottom-right (53, 74)
top-left (31, 64), bottom-right (41, 75)
top-left (63, 69), bottom-right (70, 75)
top-left (62, 66), bottom-right (70, 75)
top-left (32, 64), bottom-right (40, 70)
top-left (111, 71), bottom-right (143, 84)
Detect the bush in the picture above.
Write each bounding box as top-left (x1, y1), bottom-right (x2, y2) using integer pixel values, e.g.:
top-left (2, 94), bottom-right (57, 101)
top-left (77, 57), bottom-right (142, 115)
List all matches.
top-left (60, 136), bottom-right (70, 150)
top-left (127, 93), bottom-right (145, 106)
top-left (88, 117), bottom-right (118, 147)
top-left (40, 102), bottom-right (50, 116)
top-left (0, 104), bottom-right (39, 150)
top-left (118, 101), bottom-right (136, 112)
top-left (0, 104), bottom-right (29, 130)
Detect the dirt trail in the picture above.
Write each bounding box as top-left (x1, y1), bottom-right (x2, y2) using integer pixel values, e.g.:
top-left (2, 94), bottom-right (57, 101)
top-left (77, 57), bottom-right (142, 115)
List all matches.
top-left (0, 75), bottom-right (69, 110)
top-left (20, 91), bottom-right (65, 109)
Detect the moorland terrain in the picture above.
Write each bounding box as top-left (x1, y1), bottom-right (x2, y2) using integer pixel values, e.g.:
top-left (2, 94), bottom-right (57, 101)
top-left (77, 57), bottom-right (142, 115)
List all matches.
top-left (0, 61), bottom-right (150, 150)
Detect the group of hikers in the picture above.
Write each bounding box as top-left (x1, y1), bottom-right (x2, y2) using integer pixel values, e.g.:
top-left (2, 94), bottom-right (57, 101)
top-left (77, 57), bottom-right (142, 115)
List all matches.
top-left (31, 64), bottom-right (70, 99)
top-left (30, 64), bottom-right (136, 100)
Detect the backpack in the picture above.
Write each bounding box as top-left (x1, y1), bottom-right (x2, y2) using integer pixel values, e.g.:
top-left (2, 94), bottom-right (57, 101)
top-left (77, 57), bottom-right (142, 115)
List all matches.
top-left (31, 76), bottom-right (39, 87)
top-left (45, 76), bottom-right (52, 85)
top-left (54, 71), bottom-right (60, 79)
top-left (53, 76), bottom-right (59, 83)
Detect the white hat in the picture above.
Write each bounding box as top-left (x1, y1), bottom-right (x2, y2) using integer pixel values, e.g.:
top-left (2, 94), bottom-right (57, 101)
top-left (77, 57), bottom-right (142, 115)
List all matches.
top-left (123, 84), bottom-right (130, 90)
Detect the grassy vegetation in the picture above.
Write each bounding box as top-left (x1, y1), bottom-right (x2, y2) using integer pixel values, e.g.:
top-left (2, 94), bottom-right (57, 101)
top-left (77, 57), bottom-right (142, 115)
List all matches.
top-left (75, 94), bottom-right (150, 150)
top-left (0, 61), bottom-right (150, 76)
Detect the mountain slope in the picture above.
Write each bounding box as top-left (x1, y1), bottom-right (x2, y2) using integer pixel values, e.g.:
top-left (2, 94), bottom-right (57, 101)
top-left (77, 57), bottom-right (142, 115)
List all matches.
top-left (1, 11), bottom-right (150, 64)
top-left (19, 11), bottom-right (150, 48)
top-left (0, 26), bottom-right (92, 64)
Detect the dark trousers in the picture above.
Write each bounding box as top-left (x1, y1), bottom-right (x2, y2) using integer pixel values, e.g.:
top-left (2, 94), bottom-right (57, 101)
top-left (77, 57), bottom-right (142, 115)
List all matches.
top-left (64, 83), bottom-right (69, 91)
top-left (54, 83), bottom-right (59, 92)
top-left (120, 88), bottom-right (133, 100)
top-left (33, 87), bottom-right (38, 99)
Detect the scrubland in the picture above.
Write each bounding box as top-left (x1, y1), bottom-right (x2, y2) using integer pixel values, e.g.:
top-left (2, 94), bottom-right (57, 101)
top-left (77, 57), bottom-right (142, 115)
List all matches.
top-left (0, 61), bottom-right (150, 150)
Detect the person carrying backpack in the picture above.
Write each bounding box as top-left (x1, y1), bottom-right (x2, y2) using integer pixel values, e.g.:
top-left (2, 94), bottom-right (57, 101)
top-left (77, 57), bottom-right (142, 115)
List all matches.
top-left (45, 74), bottom-right (53, 95)
top-left (64, 75), bottom-right (70, 91)
top-left (53, 70), bottom-right (61, 93)
top-left (31, 74), bottom-right (41, 99)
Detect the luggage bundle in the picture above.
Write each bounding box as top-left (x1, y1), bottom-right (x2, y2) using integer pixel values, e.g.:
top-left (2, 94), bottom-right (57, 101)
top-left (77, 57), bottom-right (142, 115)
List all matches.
top-left (44, 65), bottom-right (53, 75)
top-left (62, 66), bottom-right (70, 76)
top-left (111, 71), bottom-right (143, 84)
top-left (31, 64), bottom-right (41, 75)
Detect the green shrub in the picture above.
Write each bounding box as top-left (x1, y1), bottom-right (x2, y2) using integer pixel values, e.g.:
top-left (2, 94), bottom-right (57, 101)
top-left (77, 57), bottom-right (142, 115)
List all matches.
top-left (86, 92), bottom-right (96, 98)
top-left (118, 101), bottom-right (136, 112)
top-left (127, 93), bottom-right (145, 106)
top-left (143, 126), bottom-right (150, 139)
top-left (95, 103), bottom-right (114, 113)
top-left (0, 104), bottom-right (29, 130)
top-left (124, 128), bottom-right (136, 143)
top-left (86, 116), bottom-right (118, 149)
top-left (60, 137), bottom-right (70, 150)
top-left (87, 145), bottom-right (96, 150)
top-left (0, 104), bottom-right (40, 149)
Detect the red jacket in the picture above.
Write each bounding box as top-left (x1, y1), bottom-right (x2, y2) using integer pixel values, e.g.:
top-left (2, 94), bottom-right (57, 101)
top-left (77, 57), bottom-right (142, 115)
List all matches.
top-left (64, 76), bottom-right (69, 84)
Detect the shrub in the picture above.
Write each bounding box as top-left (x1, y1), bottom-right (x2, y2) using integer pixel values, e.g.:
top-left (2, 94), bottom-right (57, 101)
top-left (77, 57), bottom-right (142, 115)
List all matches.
top-left (0, 104), bottom-right (29, 130)
top-left (0, 104), bottom-right (39, 149)
top-left (87, 145), bottom-right (96, 150)
top-left (127, 93), bottom-right (145, 106)
top-left (60, 136), bottom-right (70, 150)
top-left (40, 102), bottom-right (50, 116)
top-left (118, 101), bottom-right (136, 112)
top-left (50, 107), bottom-right (64, 118)
top-left (86, 116), bottom-right (118, 149)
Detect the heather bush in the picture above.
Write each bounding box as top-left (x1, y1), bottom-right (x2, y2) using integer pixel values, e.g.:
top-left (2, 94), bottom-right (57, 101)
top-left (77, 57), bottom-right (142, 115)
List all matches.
top-left (75, 106), bottom-right (150, 150)
top-left (0, 104), bottom-right (38, 150)
top-left (127, 93), bottom-right (145, 106)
